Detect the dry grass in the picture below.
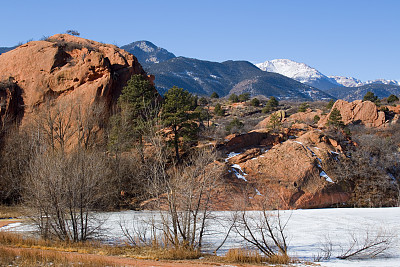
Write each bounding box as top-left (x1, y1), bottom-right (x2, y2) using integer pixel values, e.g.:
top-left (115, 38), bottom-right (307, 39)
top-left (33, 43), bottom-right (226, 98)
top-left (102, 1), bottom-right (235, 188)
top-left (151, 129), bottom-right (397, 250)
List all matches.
top-left (0, 231), bottom-right (295, 265)
top-left (0, 246), bottom-right (117, 267)
top-left (267, 254), bottom-right (292, 265)
top-left (0, 205), bottom-right (25, 219)
top-left (224, 248), bottom-right (267, 264)
top-left (132, 246), bottom-right (202, 260)
top-left (224, 248), bottom-right (292, 265)
top-left (0, 231), bottom-right (202, 261)
top-left (0, 231), bottom-right (118, 255)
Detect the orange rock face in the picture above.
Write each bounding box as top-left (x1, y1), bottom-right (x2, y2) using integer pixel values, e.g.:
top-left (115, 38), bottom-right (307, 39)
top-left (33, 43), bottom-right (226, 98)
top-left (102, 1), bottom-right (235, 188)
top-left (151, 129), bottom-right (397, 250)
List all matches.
top-left (239, 138), bottom-right (349, 209)
top-left (0, 34), bottom-right (149, 131)
top-left (319, 100), bottom-right (386, 127)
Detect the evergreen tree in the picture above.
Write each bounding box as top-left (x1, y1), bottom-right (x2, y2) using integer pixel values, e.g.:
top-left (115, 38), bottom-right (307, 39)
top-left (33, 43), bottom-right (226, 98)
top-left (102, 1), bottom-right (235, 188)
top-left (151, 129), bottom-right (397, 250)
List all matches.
top-left (162, 86), bottom-right (199, 162)
top-left (268, 96), bottom-right (279, 107)
top-left (363, 91), bottom-right (378, 102)
top-left (387, 94), bottom-right (399, 103)
top-left (199, 97), bottom-right (208, 106)
top-left (210, 92), bottom-right (220, 99)
top-left (251, 98), bottom-right (260, 107)
top-left (225, 118), bottom-right (244, 133)
top-left (268, 113), bottom-right (282, 130)
top-left (262, 96), bottom-right (279, 113)
top-left (326, 99), bottom-right (335, 110)
top-left (229, 93), bottom-right (239, 103)
top-left (313, 115), bottom-right (320, 124)
top-left (238, 93), bottom-right (250, 102)
top-left (110, 74), bottom-right (159, 156)
top-left (214, 103), bottom-right (225, 116)
top-left (327, 108), bottom-right (344, 128)
top-left (298, 102), bottom-right (310, 112)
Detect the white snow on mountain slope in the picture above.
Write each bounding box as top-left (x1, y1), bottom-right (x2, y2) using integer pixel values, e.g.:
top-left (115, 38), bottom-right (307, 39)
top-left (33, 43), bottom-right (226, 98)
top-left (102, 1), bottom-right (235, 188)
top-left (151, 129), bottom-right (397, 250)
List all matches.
top-left (256, 59), bottom-right (341, 90)
top-left (328, 76), bottom-right (363, 87)
top-left (136, 41), bottom-right (155, 53)
top-left (121, 41), bottom-right (176, 65)
top-left (364, 79), bottom-right (400, 86)
top-left (256, 59), bottom-right (324, 82)
top-left (329, 76), bottom-right (400, 87)
top-left (256, 59), bottom-right (400, 89)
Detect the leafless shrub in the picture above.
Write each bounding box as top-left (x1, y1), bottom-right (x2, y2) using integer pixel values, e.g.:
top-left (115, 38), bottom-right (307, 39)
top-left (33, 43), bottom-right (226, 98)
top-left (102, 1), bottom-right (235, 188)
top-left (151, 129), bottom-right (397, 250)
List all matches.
top-left (156, 149), bottom-right (222, 250)
top-left (324, 129), bottom-right (400, 207)
top-left (313, 235), bottom-right (333, 262)
top-left (232, 192), bottom-right (291, 260)
top-left (337, 228), bottom-right (395, 259)
top-left (24, 148), bottom-right (116, 241)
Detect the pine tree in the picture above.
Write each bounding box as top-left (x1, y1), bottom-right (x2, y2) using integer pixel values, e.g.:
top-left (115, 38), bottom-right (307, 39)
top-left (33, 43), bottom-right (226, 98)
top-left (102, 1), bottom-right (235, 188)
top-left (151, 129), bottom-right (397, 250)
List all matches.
top-left (298, 102), bottom-right (310, 112)
top-left (229, 94), bottom-right (239, 103)
top-left (210, 92), bottom-right (220, 98)
top-left (326, 99), bottom-right (335, 110)
top-left (162, 86), bottom-right (199, 162)
top-left (110, 74), bottom-right (159, 156)
top-left (363, 91), bottom-right (378, 102)
top-left (214, 103), bottom-right (225, 116)
top-left (238, 93), bottom-right (250, 102)
top-left (268, 112), bottom-right (282, 130)
top-left (268, 96), bottom-right (279, 107)
top-left (327, 108), bottom-right (344, 128)
top-left (387, 94), bottom-right (399, 103)
top-left (251, 98), bottom-right (260, 107)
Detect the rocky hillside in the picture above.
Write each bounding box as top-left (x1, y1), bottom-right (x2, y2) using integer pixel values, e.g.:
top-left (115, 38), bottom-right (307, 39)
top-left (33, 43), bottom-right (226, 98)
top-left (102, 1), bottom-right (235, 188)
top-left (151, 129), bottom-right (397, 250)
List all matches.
top-left (121, 41), bottom-right (176, 68)
top-left (0, 34), bottom-right (152, 139)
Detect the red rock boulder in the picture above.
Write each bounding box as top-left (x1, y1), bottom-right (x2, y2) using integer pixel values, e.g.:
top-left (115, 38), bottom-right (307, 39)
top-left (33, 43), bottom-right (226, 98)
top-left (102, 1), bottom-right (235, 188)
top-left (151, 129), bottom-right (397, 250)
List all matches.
top-left (239, 140), bottom-right (350, 209)
top-left (319, 100), bottom-right (386, 127)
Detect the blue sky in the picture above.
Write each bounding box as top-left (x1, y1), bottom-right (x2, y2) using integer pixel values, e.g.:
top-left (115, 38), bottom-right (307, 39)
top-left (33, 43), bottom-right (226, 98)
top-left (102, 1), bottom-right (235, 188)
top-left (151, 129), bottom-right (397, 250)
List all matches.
top-left (1, 0), bottom-right (399, 81)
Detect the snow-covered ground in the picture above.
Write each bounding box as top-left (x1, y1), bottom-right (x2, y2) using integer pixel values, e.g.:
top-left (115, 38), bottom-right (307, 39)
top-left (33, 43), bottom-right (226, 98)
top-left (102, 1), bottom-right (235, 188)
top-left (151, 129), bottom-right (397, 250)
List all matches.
top-left (2, 208), bottom-right (399, 266)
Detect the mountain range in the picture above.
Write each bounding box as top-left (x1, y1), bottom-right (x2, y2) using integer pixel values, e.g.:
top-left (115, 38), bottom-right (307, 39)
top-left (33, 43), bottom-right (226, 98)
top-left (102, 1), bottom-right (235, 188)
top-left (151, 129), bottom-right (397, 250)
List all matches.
top-left (0, 46), bottom-right (15, 54)
top-left (256, 59), bottom-right (341, 91)
top-left (1, 39), bottom-right (399, 101)
top-left (120, 41), bottom-right (176, 68)
top-left (147, 57), bottom-right (331, 100)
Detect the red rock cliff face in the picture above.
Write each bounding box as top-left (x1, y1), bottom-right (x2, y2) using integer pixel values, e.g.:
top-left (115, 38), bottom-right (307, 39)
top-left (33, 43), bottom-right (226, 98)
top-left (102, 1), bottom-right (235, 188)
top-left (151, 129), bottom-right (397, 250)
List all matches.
top-left (319, 100), bottom-right (386, 127)
top-left (0, 34), bottom-right (150, 128)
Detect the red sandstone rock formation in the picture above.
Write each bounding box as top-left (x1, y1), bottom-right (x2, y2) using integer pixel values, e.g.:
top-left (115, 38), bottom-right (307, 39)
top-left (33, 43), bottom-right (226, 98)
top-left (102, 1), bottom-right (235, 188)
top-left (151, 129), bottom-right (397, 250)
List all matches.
top-left (239, 139), bottom-right (350, 209)
top-left (319, 100), bottom-right (386, 127)
top-left (0, 34), bottom-right (152, 134)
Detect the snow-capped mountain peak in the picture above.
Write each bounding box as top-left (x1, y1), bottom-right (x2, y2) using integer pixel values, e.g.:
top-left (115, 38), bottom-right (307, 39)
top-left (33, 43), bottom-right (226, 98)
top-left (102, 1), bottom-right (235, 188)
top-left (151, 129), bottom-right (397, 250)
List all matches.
top-left (328, 76), bottom-right (363, 87)
top-left (364, 79), bottom-right (400, 86)
top-left (121, 40), bottom-right (176, 65)
top-left (256, 59), bottom-right (323, 82)
top-left (136, 41), bottom-right (156, 53)
top-left (256, 59), bottom-right (341, 90)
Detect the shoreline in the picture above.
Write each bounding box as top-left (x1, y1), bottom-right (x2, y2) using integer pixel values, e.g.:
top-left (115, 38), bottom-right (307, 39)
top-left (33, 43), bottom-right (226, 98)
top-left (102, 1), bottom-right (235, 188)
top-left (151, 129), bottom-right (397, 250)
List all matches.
top-left (0, 219), bottom-right (21, 229)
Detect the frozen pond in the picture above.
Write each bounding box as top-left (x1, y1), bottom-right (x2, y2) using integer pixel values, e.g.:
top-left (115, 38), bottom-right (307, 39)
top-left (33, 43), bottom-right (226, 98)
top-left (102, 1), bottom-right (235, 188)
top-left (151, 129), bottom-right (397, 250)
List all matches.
top-left (2, 207), bottom-right (400, 266)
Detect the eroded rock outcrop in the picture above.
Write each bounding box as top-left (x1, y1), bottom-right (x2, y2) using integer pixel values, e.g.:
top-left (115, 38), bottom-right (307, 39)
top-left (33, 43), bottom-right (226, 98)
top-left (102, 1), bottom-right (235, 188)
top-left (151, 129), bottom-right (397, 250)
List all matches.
top-left (218, 129), bottom-right (352, 210)
top-left (319, 100), bottom-right (386, 127)
top-left (238, 138), bottom-right (349, 209)
top-left (0, 34), bottom-right (152, 134)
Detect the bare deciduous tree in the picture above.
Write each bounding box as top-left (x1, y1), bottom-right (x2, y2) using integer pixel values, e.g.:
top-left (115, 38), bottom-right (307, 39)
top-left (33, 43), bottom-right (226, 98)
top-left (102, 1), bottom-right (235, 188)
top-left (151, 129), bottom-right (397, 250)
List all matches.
top-left (232, 191), bottom-right (291, 259)
top-left (24, 149), bottom-right (116, 241)
top-left (158, 149), bottom-right (222, 250)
